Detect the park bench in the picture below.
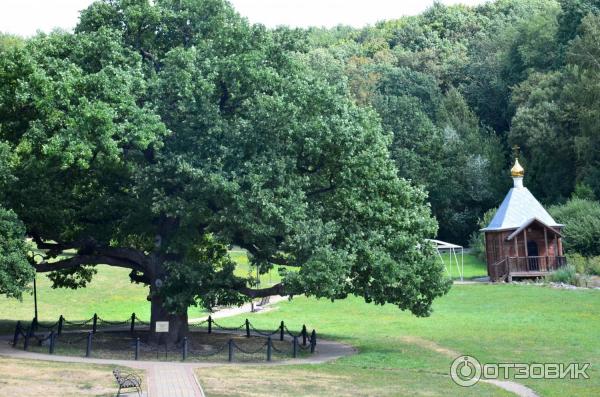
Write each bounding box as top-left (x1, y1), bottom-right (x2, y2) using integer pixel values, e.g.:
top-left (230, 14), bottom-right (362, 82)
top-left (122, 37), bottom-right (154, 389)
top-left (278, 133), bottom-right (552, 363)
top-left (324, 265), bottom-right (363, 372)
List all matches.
top-left (113, 369), bottom-right (142, 396)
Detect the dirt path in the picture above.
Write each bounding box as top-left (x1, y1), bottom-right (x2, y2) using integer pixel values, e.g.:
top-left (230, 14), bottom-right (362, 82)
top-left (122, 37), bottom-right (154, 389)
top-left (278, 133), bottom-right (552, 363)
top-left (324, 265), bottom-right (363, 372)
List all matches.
top-left (399, 336), bottom-right (540, 397)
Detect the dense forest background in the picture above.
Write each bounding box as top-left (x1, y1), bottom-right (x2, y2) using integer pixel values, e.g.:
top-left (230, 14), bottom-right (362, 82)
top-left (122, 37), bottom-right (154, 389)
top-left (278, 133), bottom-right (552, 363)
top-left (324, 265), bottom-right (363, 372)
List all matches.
top-left (301, 0), bottom-right (600, 244)
top-left (1, 0), bottom-right (599, 246)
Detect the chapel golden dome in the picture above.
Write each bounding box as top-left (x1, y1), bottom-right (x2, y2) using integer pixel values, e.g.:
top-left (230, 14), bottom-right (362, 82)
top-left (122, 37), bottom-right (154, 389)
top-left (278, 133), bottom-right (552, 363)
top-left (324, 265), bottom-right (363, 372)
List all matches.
top-left (511, 158), bottom-right (524, 177)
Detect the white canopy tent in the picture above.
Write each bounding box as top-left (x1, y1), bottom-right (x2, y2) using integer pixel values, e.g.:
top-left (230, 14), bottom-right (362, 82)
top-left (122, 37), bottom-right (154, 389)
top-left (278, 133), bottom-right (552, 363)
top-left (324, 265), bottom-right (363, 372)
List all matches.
top-left (427, 239), bottom-right (464, 281)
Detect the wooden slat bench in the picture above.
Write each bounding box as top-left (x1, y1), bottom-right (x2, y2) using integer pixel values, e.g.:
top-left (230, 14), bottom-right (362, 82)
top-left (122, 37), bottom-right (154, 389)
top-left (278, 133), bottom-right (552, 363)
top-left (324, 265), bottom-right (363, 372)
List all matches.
top-left (113, 369), bottom-right (142, 396)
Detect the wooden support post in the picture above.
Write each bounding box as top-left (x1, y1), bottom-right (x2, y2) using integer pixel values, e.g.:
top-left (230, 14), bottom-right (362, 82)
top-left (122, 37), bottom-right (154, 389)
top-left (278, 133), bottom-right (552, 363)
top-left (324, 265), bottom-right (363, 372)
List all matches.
top-left (280, 321), bottom-right (284, 341)
top-left (245, 319), bottom-right (250, 338)
top-left (58, 315), bottom-right (64, 336)
top-left (544, 227), bottom-right (549, 271)
top-left (208, 315), bottom-right (212, 334)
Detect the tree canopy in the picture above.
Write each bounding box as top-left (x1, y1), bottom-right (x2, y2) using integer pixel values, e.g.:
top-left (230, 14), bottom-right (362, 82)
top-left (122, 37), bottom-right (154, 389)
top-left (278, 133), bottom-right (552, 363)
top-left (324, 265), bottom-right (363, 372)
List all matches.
top-left (0, 0), bottom-right (449, 341)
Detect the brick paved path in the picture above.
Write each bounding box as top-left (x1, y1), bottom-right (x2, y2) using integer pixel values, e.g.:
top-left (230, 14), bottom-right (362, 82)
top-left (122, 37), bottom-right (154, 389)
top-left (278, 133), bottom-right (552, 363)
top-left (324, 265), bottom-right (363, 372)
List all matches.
top-left (149, 364), bottom-right (204, 397)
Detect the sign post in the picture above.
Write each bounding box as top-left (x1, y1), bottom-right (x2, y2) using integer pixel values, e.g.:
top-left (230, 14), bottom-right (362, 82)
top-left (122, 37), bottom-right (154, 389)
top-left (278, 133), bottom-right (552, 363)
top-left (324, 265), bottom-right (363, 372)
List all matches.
top-left (155, 321), bottom-right (169, 359)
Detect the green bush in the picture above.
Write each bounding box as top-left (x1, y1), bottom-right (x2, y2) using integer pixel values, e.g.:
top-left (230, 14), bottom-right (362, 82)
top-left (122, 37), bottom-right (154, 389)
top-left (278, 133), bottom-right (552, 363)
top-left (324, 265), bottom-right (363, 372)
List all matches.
top-left (549, 199), bottom-right (600, 257)
top-left (468, 208), bottom-right (497, 262)
top-left (566, 253), bottom-right (587, 274)
top-left (586, 256), bottom-right (600, 276)
top-left (547, 264), bottom-right (578, 285)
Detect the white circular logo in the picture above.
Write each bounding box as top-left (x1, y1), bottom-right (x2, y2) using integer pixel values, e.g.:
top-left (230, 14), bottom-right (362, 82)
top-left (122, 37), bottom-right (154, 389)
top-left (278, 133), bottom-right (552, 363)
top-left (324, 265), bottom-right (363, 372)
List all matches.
top-left (450, 355), bottom-right (482, 387)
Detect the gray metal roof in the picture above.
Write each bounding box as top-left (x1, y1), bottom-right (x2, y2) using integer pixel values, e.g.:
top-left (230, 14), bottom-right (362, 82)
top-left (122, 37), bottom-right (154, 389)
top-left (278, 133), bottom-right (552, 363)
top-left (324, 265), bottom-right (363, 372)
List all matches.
top-left (481, 185), bottom-right (563, 232)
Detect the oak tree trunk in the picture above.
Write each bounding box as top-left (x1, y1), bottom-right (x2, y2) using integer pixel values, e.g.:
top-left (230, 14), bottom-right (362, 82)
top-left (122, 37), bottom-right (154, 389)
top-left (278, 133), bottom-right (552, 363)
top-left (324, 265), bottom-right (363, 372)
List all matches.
top-left (149, 292), bottom-right (188, 344)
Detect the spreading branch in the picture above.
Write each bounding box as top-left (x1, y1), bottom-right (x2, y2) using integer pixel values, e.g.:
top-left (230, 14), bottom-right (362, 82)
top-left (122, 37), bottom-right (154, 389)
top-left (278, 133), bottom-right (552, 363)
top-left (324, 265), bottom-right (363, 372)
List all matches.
top-left (237, 283), bottom-right (285, 298)
top-left (34, 254), bottom-right (146, 273)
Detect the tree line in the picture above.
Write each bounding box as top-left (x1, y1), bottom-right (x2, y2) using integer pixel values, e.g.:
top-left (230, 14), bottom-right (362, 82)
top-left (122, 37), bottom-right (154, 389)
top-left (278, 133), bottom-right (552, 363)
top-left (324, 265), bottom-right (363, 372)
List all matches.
top-left (304, 0), bottom-right (600, 244)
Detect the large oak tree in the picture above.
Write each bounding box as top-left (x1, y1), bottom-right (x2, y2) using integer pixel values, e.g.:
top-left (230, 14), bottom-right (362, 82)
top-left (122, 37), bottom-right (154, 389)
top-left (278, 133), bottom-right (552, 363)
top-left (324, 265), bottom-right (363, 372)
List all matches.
top-left (0, 0), bottom-right (449, 342)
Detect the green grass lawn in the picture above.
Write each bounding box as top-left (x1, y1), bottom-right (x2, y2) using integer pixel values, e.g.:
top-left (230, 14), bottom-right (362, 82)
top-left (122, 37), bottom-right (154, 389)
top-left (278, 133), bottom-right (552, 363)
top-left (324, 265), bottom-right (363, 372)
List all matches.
top-left (438, 251), bottom-right (487, 279)
top-left (2, 252), bottom-right (597, 396)
top-left (204, 284), bottom-right (600, 397)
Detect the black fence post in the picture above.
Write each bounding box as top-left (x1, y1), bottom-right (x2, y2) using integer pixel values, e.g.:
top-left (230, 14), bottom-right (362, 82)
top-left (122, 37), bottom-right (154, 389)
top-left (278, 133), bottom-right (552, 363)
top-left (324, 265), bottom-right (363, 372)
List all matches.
top-left (49, 331), bottom-right (55, 354)
top-left (182, 336), bottom-right (188, 361)
top-left (86, 332), bottom-right (93, 357)
top-left (58, 315), bottom-right (64, 336)
top-left (208, 315), bottom-right (212, 334)
top-left (135, 337), bottom-right (140, 360)
top-left (31, 317), bottom-right (38, 333)
top-left (12, 321), bottom-right (21, 347)
top-left (310, 330), bottom-right (316, 353)
top-left (228, 339), bottom-right (234, 362)
top-left (293, 336), bottom-right (298, 358)
top-left (267, 337), bottom-right (272, 362)
top-left (279, 321), bottom-right (284, 341)
top-left (245, 319), bottom-right (250, 338)
top-left (130, 313), bottom-right (136, 334)
top-left (92, 313), bottom-right (98, 334)
top-left (23, 326), bottom-right (30, 351)
top-left (302, 325), bottom-right (307, 346)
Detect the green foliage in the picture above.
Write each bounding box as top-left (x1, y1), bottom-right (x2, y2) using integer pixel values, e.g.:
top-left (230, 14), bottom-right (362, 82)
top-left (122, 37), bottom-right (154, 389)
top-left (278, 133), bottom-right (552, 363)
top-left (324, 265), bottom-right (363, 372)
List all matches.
top-left (572, 182), bottom-right (596, 200)
top-left (0, 207), bottom-right (34, 299)
top-left (46, 266), bottom-right (98, 290)
top-left (549, 198), bottom-right (600, 256)
top-left (0, 0), bottom-right (449, 318)
top-left (566, 253), bottom-right (600, 275)
top-left (547, 264), bottom-right (578, 284)
top-left (468, 207), bottom-right (498, 261)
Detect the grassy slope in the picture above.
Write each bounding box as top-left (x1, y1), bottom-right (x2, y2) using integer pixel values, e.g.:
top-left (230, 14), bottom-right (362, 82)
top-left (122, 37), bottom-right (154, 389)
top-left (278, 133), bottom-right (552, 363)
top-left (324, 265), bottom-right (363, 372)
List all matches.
top-left (204, 285), bottom-right (600, 397)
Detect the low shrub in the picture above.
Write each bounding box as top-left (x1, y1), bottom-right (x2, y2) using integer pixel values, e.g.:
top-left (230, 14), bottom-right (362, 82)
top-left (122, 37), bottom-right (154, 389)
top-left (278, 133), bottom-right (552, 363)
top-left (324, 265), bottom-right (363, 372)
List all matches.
top-left (565, 254), bottom-right (600, 276)
top-left (547, 264), bottom-right (578, 285)
top-left (586, 256), bottom-right (600, 276)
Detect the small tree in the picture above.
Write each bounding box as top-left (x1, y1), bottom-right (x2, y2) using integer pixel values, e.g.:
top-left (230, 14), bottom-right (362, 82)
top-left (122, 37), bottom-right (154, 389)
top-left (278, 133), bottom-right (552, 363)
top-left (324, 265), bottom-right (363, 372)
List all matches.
top-left (549, 198), bottom-right (600, 257)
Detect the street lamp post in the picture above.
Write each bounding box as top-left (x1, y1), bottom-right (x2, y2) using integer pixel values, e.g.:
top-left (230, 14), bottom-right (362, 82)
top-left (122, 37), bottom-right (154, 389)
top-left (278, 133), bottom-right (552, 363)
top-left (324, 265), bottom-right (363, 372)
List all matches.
top-left (29, 253), bottom-right (43, 323)
top-left (33, 272), bottom-right (38, 321)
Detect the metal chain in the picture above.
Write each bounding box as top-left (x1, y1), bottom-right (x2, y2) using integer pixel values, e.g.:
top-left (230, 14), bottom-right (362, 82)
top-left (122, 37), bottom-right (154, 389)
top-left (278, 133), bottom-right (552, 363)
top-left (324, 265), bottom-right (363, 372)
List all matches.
top-left (271, 342), bottom-right (291, 354)
top-left (232, 340), bottom-right (268, 355)
top-left (36, 321), bottom-right (59, 329)
top-left (98, 317), bottom-right (129, 325)
top-left (211, 321), bottom-right (246, 331)
top-left (189, 341), bottom-right (229, 357)
top-left (284, 325), bottom-right (303, 338)
top-left (63, 316), bottom-right (94, 326)
top-left (249, 323), bottom-right (280, 336)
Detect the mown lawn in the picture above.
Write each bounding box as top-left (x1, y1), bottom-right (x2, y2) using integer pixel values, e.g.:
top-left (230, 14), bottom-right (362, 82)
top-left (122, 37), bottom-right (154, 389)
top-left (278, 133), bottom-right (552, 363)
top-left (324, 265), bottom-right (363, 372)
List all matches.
top-left (438, 251), bottom-right (487, 279)
top-left (202, 284), bottom-right (600, 397)
top-left (0, 357), bottom-right (144, 396)
top-left (1, 253), bottom-right (597, 396)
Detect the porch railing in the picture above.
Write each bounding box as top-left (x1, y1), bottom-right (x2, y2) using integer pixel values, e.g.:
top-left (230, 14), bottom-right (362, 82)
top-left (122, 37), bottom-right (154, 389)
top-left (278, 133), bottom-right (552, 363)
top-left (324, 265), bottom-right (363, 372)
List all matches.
top-left (507, 256), bottom-right (567, 273)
